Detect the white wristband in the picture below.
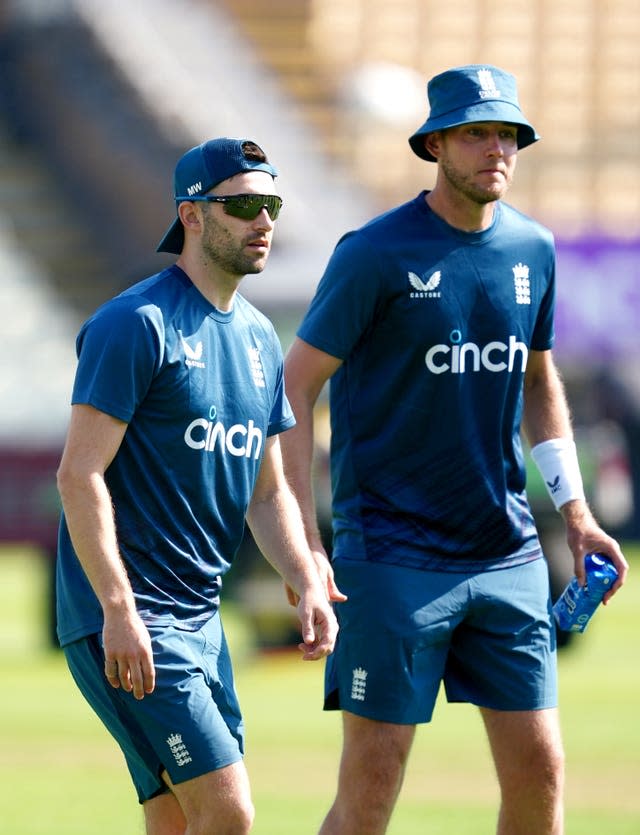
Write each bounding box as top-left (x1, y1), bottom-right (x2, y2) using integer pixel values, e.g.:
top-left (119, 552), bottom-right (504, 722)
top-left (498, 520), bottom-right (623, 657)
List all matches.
top-left (530, 438), bottom-right (585, 511)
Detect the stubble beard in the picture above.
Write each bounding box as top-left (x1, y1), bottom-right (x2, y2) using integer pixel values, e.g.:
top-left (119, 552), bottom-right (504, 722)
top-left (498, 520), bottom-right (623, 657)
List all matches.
top-left (440, 156), bottom-right (512, 206)
top-left (202, 214), bottom-right (268, 277)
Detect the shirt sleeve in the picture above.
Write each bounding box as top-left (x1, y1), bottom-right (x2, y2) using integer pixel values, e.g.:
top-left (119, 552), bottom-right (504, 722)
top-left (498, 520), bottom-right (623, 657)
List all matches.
top-left (268, 346), bottom-right (296, 437)
top-left (72, 296), bottom-right (163, 422)
top-left (297, 230), bottom-right (388, 359)
top-left (531, 240), bottom-right (556, 352)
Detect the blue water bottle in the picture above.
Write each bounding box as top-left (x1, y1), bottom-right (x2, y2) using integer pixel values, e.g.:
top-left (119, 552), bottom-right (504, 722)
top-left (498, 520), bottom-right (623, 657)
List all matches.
top-left (553, 552), bottom-right (618, 633)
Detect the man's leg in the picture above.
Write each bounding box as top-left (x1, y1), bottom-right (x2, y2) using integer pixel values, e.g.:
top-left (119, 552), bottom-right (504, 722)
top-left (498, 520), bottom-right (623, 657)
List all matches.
top-left (481, 707), bottom-right (564, 835)
top-left (143, 787), bottom-right (186, 835)
top-left (144, 760), bottom-right (254, 835)
top-left (319, 711), bottom-right (416, 835)
top-left (144, 762), bottom-right (254, 835)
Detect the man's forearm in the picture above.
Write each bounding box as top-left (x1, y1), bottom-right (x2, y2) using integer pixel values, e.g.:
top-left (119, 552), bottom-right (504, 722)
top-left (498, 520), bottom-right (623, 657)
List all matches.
top-left (246, 481), bottom-right (320, 595)
top-left (59, 473), bottom-right (137, 615)
top-left (280, 399), bottom-right (324, 548)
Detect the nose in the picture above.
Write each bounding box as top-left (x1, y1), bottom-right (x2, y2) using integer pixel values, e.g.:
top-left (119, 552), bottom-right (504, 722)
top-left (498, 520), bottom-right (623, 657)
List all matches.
top-left (486, 131), bottom-right (504, 156)
top-left (253, 210), bottom-right (275, 235)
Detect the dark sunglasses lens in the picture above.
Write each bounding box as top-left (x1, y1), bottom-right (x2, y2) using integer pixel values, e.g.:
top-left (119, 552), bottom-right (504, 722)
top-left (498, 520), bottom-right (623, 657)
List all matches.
top-left (263, 196), bottom-right (282, 220)
top-left (223, 195), bottom-right (282, 220)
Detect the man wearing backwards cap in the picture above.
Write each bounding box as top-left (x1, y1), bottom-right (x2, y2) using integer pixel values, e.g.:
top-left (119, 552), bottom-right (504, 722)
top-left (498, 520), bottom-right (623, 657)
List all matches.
top-left (56, 137), bottom-right (341, 834)
top-left (282, 65), bottom-right (628, 833)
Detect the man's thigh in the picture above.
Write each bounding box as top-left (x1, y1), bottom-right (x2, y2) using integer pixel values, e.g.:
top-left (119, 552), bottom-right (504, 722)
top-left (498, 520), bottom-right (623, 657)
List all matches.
top-left (144, 761), bottom-right (252, 835)
top-left (445, 559), bottom-right (557, 711)
top-left (325, 559), bottom-right (469, 723)
top-left (326, 557), bottom-right (556, 721)
top-left (480, 706), bottom-right (564, 799)
top-left (64, 616), bottom-right (245, 802)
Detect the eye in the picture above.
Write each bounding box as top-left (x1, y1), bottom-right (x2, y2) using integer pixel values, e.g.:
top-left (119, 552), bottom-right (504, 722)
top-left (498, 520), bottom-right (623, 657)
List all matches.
top-left (499, 127), bottom-right (518, 142)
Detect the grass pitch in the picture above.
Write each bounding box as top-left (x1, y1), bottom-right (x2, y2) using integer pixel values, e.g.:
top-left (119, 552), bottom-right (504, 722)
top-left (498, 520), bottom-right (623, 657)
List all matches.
top-left (1, 545), bottom-right (638, 834)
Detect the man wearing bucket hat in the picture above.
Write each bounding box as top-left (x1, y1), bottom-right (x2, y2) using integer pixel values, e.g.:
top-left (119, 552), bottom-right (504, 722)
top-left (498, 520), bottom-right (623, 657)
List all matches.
top-left (282, 65), bottom-right (627, 833)
top-left (56, 137), bottom-right (340, 834)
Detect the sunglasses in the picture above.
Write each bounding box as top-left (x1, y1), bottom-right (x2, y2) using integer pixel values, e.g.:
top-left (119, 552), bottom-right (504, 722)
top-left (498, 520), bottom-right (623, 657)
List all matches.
top-left (177, 193), bottom-right (283, 221)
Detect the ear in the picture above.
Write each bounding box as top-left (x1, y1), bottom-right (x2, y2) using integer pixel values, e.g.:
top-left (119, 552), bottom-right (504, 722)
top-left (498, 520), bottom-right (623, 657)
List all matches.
top-left (424, 131), bottom-right (442, 160)
top-left (177, 201), bottom-right (203, 234)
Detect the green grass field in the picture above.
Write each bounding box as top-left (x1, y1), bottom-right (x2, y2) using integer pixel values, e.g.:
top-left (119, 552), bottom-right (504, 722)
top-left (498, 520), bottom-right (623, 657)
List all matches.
top-left (1, 545), bottom-right (639, 834)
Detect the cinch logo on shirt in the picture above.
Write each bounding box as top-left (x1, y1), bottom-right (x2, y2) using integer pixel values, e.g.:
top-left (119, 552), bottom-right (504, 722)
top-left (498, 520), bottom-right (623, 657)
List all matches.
top-left (183, 417), bottom-right (263, 459)
top-left (425, 334), bottom-right (528, 375)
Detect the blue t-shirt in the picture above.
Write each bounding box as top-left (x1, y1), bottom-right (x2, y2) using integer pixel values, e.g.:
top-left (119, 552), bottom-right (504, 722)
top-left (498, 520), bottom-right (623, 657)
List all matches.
top-left (298, 193), bottom-right (556, 570)
top-left (57, 265), bottom-right (294, 646)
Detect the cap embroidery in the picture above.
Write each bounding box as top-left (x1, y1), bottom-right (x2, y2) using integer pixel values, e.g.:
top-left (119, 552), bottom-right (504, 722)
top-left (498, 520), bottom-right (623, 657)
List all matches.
top-left (477, 69), bottom-right (501, 99)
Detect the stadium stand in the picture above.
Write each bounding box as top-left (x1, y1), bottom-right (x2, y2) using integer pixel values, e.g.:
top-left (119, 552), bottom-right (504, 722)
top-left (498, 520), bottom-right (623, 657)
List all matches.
top-left (220, 0), bottom-right (640, 236)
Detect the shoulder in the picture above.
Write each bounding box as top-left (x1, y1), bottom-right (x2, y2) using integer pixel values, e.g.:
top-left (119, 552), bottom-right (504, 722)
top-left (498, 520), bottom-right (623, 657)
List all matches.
top-left (80, 296), bottom-right (163, 354)
top-left (117, 266), bottom-right (191, 314)
top-left (333, 195), bottom-right (425, 254)
top-left (234, 295), bottom-right (283, 357)
top-left (235, 294), bottom-right (277, 335)
top-left (92, 267), bottom-right (182, 320)
top-left (499, 203), bottom-right (555, 247)
top-left (77, 269), bottom-right (183, 352)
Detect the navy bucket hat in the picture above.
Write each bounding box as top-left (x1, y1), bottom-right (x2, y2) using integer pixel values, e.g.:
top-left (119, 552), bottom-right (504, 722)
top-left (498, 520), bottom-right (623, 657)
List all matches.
top-left (409, 64), bottom-right (539, 162)
top-left (157, 138), bottom-right (278, 254)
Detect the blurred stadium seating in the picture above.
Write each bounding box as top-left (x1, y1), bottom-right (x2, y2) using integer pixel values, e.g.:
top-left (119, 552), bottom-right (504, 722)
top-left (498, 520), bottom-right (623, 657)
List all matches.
top-left (220, 0), bottom-right (640, 234)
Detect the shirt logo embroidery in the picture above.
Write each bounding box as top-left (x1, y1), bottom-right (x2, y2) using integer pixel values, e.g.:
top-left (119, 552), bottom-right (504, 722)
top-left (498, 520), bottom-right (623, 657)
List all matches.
top-left (408, 270), bottom-right (442, 298)
top-left (179, 331), bottom-right (205, 368)
top-left (248, 346), bottom-right (266, 388)
top-left (513, 262), bottom-right (531, 305)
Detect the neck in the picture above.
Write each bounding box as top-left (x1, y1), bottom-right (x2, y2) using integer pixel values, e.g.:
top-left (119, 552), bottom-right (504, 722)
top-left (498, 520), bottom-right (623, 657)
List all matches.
top-left (176, 255), bottom-right (241, 311)
top-left (425, 188), bottom-right (497, 232)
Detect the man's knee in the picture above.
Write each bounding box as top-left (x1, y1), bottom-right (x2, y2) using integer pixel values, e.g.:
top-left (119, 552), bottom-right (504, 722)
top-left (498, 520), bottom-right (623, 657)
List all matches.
top-left (538, 738), bottom-right (565, 792)
top-left (163, 762), bottom-right (255, 835)
top-left (200, 798), bottom-right (255, 835)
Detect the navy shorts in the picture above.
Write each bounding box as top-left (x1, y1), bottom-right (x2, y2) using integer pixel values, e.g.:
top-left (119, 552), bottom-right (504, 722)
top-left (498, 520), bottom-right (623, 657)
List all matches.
top-left (324, 557), bottom-right (557, 724)
top-left (64, 614), bottom-right (244, 803)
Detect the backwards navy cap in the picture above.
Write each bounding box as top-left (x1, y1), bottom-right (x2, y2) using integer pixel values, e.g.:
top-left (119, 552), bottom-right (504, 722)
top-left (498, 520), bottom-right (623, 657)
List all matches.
top-left (409, 65), bottom-right (539, 162)
top-left (157, 138), bottom-right (278, 254)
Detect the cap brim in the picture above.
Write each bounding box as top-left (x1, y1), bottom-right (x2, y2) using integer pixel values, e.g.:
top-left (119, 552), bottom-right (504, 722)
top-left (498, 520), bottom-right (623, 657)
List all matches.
top-left (156, 217), bottom-right (184, 254)
top-left (409, 101), bottom-right (539, 162)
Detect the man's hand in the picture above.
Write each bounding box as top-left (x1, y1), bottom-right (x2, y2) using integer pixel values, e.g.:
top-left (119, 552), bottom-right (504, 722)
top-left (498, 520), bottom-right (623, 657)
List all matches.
top-left (295, 583), bottom-right (339, 660)
top-left (285, 546), bottom-right (347, 607)
top-left (561, 499), bottom-right (628, 603)
top-left (102, 608), bottom-right (156, 699)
